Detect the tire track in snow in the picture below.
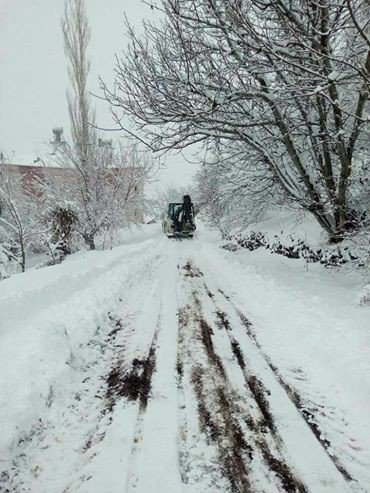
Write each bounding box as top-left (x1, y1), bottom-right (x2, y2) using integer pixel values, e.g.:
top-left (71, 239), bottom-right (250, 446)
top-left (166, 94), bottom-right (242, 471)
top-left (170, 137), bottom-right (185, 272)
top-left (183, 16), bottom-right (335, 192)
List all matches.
top-left (215, 286), bottom-right (357, 486)
top-left (178, 261), bottom-right (307, 493)
top-left (123, 317), bottom-right (160, 492)
top-left (176, 305), bottom-right (191, 486)
top-left (176, 303), bottom-right (239, 492)
top-left (176, 260), bottom-right (236, 491)
top-left (83, 258), bottom-right (165, 493)
top-left (208, 302), bottom-right (310, 492)
top-left (188, 257), bottom-right (357, 492)
top-left (123, 245), bottom-right (183, 493)
top-left (71, 243), bottom-right (181, 493)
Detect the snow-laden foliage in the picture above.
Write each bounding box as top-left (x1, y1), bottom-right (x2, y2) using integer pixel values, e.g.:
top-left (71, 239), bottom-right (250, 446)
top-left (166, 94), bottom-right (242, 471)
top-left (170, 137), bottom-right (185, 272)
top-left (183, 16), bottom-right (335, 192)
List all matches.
top-left (195, 145), bottom-right (282, 236)
top-left (103, 0), bottom-right (370, 242)
top-left (224, 230), bottom-right (368, 268)
top-left (58, 0), bottom-right (155, 251)
top-left (0, 242), bottom-right (16, 280)
top-left (48, 141), bottom-right (154, 251)
top-left (0, 165), bottom-right (42, 273)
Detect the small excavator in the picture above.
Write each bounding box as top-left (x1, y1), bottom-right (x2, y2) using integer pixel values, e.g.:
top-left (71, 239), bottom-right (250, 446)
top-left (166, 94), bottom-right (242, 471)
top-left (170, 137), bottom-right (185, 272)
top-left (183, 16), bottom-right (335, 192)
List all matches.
top-left (162, 195), bottom-right (196, 238)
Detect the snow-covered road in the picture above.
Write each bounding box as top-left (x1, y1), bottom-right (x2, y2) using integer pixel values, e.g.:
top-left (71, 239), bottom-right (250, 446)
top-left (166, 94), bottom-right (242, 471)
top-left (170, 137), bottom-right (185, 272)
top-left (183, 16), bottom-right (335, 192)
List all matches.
top-left (0, 226), bottom-right (369, 492)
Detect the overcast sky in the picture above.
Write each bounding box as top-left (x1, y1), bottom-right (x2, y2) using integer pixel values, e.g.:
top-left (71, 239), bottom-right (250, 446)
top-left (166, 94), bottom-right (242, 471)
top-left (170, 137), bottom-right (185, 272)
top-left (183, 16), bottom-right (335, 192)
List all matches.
top-left (0, 0), bottom-right (199, 189)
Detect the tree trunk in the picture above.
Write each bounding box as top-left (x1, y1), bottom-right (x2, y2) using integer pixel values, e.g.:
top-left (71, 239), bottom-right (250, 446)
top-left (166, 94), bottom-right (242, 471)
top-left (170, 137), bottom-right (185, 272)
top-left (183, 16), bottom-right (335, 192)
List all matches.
top-left (84, 233), bottom-right (95, 250)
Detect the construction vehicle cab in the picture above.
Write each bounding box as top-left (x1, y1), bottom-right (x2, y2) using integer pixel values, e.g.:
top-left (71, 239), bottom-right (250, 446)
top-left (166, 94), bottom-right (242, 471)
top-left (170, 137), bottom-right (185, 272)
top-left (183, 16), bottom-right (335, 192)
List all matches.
top-left (162, 195), bottom-right (196, 237)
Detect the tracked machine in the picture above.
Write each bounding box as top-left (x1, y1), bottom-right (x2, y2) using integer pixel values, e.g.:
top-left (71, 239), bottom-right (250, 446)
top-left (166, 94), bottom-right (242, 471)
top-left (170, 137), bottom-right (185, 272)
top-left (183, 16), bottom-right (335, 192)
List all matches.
top-left (162, 195), bottom-right (196, 238)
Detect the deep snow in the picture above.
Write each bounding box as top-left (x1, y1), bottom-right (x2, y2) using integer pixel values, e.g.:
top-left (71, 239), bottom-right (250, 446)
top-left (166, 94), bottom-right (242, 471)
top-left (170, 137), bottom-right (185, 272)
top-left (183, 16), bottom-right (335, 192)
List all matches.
top-left (0, 222), bottom-right (369, 492)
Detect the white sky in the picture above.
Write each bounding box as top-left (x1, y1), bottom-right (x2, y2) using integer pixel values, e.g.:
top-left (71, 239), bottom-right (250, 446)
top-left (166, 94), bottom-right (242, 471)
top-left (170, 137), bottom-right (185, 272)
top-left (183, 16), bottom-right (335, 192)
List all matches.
top-left (0, 0), bottom-right (199, 190)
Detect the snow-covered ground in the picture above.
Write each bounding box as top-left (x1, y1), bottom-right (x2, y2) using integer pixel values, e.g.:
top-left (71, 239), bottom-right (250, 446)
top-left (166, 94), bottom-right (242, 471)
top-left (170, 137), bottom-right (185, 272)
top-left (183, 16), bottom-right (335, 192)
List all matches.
top-left (0, 222), bottom-right (369, 492)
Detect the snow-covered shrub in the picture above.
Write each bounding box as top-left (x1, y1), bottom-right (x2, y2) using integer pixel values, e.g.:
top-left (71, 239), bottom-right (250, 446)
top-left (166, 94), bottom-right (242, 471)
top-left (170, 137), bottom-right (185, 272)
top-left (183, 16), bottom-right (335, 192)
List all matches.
top-left (358, 285), bottom-right (370, 306)
top-left (0, 241), bottom-right (19, 280)
top-left (224, 230), bottom-right (368, 269)
top-left (0, 244), bottom-right (10, 280)
top-left (0, 163), bottom-right (52, 275)
top-left (50, 206), bottom-right (78, 256)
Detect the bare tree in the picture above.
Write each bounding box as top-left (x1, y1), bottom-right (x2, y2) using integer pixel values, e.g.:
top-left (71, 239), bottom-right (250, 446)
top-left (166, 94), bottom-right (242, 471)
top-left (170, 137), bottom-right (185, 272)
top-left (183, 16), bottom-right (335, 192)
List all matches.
top-left (103, 0), bottom-right (370, 242)
top-left (195, 145), bottom-right (277, 236)
top-left (62, 0), bottom-right (94, 166)
top-left (60, 0), bottom-right (156, 249)
top-left (61, 0), bottom-right (99, 248)
top-left (50, 139), bottom-right (156, 249)
top-left (0, 165), bottom-right (40, 273)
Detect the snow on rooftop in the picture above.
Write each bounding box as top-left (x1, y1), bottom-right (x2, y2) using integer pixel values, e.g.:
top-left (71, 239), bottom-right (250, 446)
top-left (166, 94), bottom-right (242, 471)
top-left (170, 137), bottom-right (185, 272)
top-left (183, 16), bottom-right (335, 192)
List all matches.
top-left (10, 149), bottom-right (62, 168)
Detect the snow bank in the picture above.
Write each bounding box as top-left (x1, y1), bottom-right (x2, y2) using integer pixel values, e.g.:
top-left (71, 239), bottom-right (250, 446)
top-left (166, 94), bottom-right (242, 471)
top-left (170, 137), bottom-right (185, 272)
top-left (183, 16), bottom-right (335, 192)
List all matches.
top-left (0, 225), bottom-right (162, 458)
top-left (226, 208), bottom-right (370, 296)
top-left (242, 208), bottom-right (325, 247)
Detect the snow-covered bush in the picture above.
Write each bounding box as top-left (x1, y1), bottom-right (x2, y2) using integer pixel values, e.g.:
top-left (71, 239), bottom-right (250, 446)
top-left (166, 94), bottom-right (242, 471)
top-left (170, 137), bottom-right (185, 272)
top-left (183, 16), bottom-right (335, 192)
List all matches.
top-left (48, 141), bottom-right (154, 251)
top-left (0, 243), bottom-right (12, 280)
top-left (358, 284), bottom-right (370, 306)
top-left (0, 168), bottom-right (34, 272)
top-left (224, 229), bottom-right (369, 269)
top-left (0, 232), bottom-right (21, 280)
